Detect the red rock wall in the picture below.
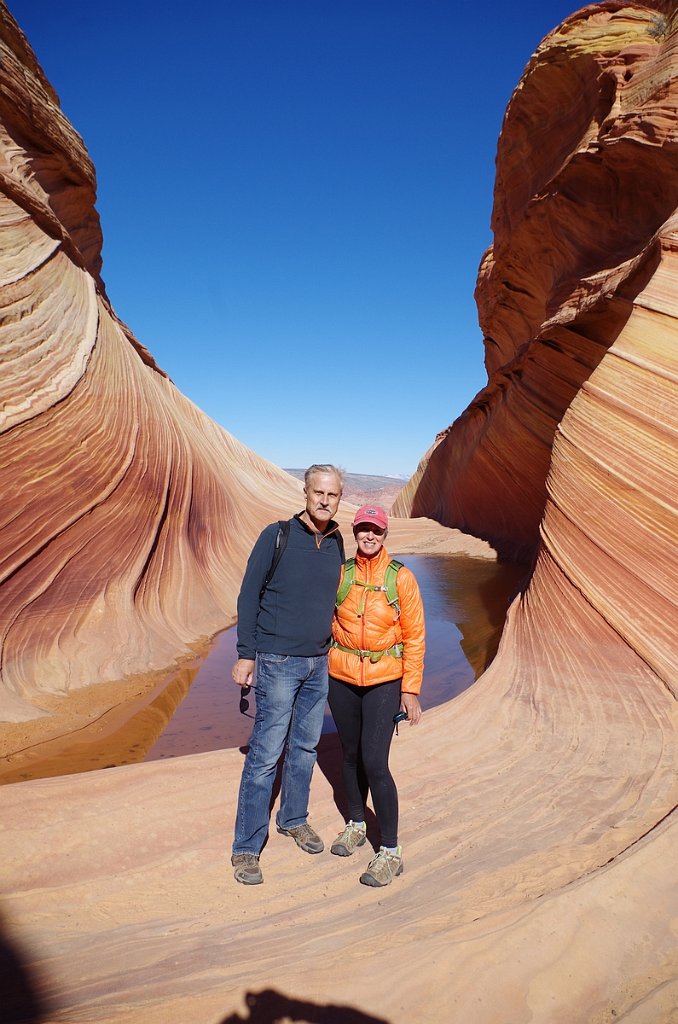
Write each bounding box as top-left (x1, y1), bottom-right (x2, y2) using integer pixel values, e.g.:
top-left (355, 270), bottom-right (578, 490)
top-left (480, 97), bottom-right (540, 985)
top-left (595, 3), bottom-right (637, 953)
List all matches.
top-left (394, 1), bottom-right (678, 694)
top-left (0, 8), bottom-right (303, 721)
top-left (1, 6), bottom-right (677, 1018)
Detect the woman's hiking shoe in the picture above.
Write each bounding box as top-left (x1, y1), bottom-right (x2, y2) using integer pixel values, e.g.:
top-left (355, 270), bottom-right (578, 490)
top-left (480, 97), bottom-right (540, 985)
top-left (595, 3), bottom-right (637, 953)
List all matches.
top-left (231, 853), bottom-right (263, 885)
top-left (276, 821), bottom-right (324, 854)
top-left (359, 846), bottom-right (403, 887)
top-left (330, 821), bottom-right (367, 857)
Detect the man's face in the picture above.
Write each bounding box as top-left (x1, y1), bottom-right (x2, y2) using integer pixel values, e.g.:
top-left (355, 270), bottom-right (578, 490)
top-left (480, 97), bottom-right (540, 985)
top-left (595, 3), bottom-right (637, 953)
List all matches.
top-left (304, 472), bottom-right (342, 527)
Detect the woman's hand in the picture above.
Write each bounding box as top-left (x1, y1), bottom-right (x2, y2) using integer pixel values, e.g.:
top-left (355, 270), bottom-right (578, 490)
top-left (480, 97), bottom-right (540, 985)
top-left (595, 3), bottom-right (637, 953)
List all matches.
top-left (400, 692), bottom-right (422, 725)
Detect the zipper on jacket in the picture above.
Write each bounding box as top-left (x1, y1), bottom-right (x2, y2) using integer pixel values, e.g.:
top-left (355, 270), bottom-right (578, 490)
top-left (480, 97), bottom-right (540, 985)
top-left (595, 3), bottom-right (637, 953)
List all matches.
top-left (359, 557), bottom-right (373, 685)
top-left (315, 523), bottom-right (339, 550)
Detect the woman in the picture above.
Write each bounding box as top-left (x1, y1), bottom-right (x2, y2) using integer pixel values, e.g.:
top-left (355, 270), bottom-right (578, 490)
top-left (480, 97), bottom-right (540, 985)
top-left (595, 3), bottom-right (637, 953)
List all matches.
top-left (328, 504), bottom-right (425, 887)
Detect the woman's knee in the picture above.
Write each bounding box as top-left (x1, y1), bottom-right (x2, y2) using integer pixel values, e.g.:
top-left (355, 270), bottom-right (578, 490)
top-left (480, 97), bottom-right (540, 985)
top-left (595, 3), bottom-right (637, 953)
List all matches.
top-left (341, 744), bottom-right (361, 769)
top-left (360, 752), bottom-right (391, 782)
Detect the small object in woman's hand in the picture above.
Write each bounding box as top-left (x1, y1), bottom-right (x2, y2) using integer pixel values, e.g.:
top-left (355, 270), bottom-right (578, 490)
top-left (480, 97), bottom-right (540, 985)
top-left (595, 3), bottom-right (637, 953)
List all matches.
top-left (393, 709), bottom-right (408, 734)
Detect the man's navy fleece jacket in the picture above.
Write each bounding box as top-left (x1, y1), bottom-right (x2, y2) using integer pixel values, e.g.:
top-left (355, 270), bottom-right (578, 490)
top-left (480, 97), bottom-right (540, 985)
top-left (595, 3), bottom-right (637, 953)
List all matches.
top-left (236, 513), bottom-right (344, 659)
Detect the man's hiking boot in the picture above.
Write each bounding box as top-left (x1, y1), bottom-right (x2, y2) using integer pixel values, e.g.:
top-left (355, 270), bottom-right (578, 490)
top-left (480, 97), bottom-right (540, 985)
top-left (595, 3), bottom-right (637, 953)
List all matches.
top-left (330, 821), bottom-right (367, 857)
top-left (276, 821), bottom-right (324, 854)
top-left (359, 846), bottom-right (403, 887)
top-left (231, 853), bottom-right (263, 885)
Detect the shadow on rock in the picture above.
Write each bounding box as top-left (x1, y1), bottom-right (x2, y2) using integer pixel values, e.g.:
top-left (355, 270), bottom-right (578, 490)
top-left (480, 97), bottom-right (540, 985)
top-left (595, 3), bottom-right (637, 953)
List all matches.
top-left (0, 908), bottom-right (52, 1023)
top-left (220, 987), bottom-right (390, 1023)
top-left (316, 732), bottom-right (380, 848)
top-left (315, 731), bottom-right (347, 819)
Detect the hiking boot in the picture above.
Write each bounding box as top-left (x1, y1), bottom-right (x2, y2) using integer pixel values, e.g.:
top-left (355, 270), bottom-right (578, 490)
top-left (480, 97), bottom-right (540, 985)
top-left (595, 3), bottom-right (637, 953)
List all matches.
top-left (231, 853), bottom-right (263, 885)
top-left (330, 821), bottom-right (367, 857)
top-left (276, 821), bottom-right (324, 854)
top-left (359, 846), bottom-right (403, 887)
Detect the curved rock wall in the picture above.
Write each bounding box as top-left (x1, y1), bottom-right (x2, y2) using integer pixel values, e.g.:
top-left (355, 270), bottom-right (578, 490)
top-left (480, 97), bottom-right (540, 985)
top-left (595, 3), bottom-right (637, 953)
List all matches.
top-left (0, 4), bottom-right (677, 1021)
top-left (393, 0), bottom-right (678, 576)
top-left (0, 8), bottom-right (303, 721)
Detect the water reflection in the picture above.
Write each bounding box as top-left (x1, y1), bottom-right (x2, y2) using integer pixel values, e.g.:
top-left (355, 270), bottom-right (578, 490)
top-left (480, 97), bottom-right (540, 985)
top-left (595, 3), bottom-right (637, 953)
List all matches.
top-left (0, 663), bottom-right (202, 785)
top-left (386, 554), bottom-right (526, 711)
top-left (144, 553), bottom-right (527, 763)
top-left (411, 554), bottom-right (527, 684)
top-left (0, 554), bottom-right (527, 783)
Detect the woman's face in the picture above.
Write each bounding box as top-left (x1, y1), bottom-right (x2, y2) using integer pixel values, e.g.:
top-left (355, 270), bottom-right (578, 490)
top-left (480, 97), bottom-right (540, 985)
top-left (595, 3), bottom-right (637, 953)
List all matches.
top-left (354, 523), bottom-right (387, 559)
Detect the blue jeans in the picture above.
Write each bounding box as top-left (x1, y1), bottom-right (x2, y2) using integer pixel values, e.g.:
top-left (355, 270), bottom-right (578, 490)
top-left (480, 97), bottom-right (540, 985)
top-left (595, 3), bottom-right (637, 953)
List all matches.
top-left (233, 653), bottom-right (329, 856)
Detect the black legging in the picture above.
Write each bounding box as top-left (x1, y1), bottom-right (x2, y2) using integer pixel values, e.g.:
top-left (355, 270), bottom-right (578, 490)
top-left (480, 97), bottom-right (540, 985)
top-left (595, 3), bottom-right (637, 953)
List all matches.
top-left (328, 676), bottom-right (401, 848)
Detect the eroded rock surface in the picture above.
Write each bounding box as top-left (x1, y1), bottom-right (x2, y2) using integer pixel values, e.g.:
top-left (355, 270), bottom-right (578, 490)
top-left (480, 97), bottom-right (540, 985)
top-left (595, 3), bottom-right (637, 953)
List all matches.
top-left (394, 1), bottom-right (677, 563)
top-left (0, 7), bottom-right (485, 733)
top-left (0, 8), bottom-right (310, 723)
top-left (0, 3), bottom-right (677, 1024)
top-left (385, 6), bottom-right (678, 1010)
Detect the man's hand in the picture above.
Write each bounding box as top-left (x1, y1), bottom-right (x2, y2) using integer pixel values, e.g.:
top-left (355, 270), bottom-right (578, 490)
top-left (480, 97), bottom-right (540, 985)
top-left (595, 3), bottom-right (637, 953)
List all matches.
top-left (400, 692), bottom-right (422, 725)
top-left (232, 658), bottom-right (255, 688)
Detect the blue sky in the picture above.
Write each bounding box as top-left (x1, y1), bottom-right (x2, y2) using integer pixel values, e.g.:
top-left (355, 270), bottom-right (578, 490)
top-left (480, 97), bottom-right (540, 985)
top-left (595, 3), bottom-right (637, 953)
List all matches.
top-left (10, 0), bottom-right (581, 476)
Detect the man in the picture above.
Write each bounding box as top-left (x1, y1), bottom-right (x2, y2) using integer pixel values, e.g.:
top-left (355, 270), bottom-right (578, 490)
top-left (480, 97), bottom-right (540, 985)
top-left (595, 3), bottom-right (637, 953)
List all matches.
top-left (231, 464), bottom-right (345, 885)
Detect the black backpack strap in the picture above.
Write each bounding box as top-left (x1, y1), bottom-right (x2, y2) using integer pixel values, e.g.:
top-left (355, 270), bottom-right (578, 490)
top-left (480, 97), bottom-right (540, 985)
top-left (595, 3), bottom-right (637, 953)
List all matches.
top-left (260, 520), bottom-right (290, 597)
top-left (261, 521), bottom-right (342, 598)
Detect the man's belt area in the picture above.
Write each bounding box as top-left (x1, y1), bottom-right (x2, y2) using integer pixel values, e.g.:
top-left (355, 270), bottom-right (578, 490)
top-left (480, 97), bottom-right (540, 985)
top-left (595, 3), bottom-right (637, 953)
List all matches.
top-left (330, 640), bottom-right (404, 664)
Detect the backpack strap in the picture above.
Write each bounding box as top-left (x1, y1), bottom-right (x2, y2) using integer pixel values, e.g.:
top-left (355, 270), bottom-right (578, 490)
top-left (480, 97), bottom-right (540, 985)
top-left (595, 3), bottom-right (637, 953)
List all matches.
top-left (335, 557), bottom-right (356, 607)
top-left (330, 640), bottom-right (404, 663)
top-left (384, 559), bottom-right (404, 615)
top-left (335, 529), bottom-right (345, 563)
top-left (260, 520), bottom-right (290, 597)
top-left (335, 558), bottom-right (403, 616)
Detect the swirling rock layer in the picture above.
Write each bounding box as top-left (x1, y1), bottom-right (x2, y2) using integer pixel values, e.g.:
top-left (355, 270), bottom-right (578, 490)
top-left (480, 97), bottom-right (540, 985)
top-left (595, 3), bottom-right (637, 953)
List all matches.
top-left (0, 4), bottom-right (677, 1024)
top-left (387, 0), bottom-right (678, 1016)
top-left (394, 2), bottom-right (678, 691)
top-left (0, 8), bottom-right (308, 723)
top-left (0, 6), bottom-right (484, 733)
top-left (394, 1), bottom-right (678, 561)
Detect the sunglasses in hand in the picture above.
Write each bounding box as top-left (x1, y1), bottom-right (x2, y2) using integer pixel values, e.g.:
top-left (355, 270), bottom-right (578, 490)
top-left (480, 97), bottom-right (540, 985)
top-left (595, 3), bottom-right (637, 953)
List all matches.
top-left (239, 685), bottom-right (254, 717)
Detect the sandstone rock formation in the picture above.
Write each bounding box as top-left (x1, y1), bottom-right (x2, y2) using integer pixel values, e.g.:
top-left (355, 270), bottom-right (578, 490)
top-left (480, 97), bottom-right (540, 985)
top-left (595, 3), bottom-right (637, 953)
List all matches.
top-left (1, 3), bottom-right (677, 1024)
top-left (394, 0), bottom-right (678, 564)
top-left (385, 3), bottom-right (678, 1009)
top-left (0, 5), bottom-right (485, 735)
top-left (0, 7), bottom-right (308, 724)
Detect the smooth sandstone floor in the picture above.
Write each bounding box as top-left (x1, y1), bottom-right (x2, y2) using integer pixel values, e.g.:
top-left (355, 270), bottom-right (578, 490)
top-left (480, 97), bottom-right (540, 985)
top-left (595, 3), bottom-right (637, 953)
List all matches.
top-left (2, 664), bottom-right (677, 1024)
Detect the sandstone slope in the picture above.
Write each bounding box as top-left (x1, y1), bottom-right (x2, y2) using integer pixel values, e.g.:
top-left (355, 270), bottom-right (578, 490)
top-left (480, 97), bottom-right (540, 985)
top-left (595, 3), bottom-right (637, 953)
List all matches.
top-left (386, 2), bottom-right (678, 1010)
top-left (1, 3), bottom-right (677, 1024)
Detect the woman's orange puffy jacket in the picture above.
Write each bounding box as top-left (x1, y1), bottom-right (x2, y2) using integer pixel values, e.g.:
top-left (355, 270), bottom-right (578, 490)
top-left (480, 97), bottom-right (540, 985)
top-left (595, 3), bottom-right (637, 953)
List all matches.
top-left (329, 546), bottom-right (425, 693)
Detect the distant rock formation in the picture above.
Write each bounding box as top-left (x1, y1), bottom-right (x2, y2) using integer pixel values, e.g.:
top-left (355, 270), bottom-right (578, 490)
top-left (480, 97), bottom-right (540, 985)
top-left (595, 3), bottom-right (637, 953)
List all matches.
top-left (0, 8), bottom-right (306, 722)
top-left (285, 469), bottom-right (407, 511)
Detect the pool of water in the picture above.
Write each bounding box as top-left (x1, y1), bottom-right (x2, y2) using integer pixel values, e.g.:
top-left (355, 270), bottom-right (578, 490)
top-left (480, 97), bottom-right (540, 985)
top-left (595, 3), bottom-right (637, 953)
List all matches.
top-left (0, 553), bottom-right (527, 783)
top-left (143, 553), bottom-right (527, 763)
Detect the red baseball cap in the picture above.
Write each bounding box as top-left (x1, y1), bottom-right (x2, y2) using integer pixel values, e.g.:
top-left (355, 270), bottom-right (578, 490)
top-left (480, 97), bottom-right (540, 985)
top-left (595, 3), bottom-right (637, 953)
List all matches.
top-left (352, 504), bottom-right (388, 530)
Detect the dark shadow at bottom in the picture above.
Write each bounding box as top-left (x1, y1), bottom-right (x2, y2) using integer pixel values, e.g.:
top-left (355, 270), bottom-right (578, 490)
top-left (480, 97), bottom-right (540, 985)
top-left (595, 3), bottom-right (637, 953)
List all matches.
top-left (220, 987), bottom-right (390, 1023)
top-left (0, 909), bottom-right (52, 1024)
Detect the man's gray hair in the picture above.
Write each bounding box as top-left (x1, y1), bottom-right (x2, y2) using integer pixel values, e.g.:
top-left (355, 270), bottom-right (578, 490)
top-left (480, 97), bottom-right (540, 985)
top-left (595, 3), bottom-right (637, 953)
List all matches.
top-left (304, 464), bottom-right (345, 490)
